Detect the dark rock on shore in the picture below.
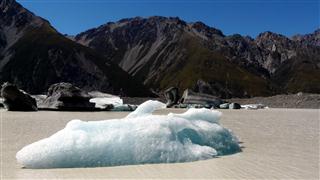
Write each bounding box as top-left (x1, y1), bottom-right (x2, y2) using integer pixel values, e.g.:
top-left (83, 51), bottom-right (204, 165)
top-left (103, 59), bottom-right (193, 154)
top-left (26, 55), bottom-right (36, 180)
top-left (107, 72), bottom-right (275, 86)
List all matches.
top-left (40, 83), bottom-right (95, 111)
top-left (229, 103), bottom-right (241, 109)
top-left (180, 89), bottom-right (223, 108)
top-left (164, 87), bottom-right (180, 108)
top-left (0, 82), bottom-right (37, 111)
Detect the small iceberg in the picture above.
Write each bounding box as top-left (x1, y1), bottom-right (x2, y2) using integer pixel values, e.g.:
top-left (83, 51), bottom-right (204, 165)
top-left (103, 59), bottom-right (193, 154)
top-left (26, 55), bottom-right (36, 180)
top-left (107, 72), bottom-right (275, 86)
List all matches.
top-left (241, 104), bottom-right (268, 110)
top-left (88, 91), bottom-right (137, 111)
top-left (16, 100), bottom-right (241, 169)
top-left (89, 96), bottom-right (123, 109)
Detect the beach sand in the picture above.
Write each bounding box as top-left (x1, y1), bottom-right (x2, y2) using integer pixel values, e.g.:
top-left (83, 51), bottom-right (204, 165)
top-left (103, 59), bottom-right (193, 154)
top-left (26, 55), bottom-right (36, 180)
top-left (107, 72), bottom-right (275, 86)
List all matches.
top-left (1, 108), bottom-right (319, 179)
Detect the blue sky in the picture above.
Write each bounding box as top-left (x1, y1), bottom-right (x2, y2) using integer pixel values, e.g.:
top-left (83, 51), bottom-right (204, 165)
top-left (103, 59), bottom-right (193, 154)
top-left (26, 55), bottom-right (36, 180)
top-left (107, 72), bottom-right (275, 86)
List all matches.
top-left (17, 0), bottom-right (319, 37)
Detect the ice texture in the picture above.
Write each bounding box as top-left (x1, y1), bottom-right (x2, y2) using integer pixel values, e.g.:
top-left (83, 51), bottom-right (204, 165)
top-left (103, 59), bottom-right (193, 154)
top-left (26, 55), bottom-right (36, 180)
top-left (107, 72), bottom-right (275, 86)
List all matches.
top-left (16, 100), bottom-right (240, 169)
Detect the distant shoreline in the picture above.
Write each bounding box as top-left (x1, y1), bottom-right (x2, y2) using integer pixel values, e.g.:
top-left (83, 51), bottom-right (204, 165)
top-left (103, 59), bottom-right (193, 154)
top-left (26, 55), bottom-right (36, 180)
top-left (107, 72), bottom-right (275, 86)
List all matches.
top-left (1, 93), bottom-right (319, 110)
top-left (224, 93), bottom-right (320, 109)
top-left (123, 93), bottom-right (320, 109)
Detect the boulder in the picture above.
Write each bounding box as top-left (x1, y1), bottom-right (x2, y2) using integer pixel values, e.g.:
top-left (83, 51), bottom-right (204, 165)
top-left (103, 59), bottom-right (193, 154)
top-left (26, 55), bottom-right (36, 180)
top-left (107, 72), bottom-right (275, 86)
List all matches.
top-left (229, 103), bottom-right (241, 109)
top-left (41, 83), bottom-right (95, 110)
top-left (164, 87), bottom-right (180, 108)
top-left (0, 82), bottom-right (37, 111)
top-left (180, 89), bottom-right (223, 108)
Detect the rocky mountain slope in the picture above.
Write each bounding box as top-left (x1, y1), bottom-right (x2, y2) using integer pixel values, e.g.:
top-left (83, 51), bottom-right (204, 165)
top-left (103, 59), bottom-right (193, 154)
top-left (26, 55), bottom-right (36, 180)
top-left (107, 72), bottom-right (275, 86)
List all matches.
top-left (292, 29), bottom-right (320, 47)
top-left (1, 0), bottom-right (318, 98)
top-left (0, 0), bottom-right (151, 96)
top-left (75, 16), bottom-right (320, 98)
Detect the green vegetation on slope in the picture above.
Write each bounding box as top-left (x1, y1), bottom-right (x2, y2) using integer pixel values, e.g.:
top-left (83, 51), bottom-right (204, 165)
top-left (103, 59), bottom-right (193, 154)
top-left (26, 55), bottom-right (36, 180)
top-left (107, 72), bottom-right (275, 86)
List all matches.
top-left (152, 34), bottom-right (275, 98)
top-left (273, 53), bottom-right (320, 94)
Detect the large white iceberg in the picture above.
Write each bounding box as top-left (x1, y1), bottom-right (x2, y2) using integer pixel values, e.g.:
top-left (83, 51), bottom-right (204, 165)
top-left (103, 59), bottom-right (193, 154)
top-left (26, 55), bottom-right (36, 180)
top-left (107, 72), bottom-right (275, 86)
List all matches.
top-left (16, 100), bottom-right (240, 169)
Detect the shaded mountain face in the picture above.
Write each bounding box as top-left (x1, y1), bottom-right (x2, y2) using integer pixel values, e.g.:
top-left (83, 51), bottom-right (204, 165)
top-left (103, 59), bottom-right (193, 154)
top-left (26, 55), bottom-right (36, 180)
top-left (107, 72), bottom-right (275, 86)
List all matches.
top-left (0, 0), bottom-right (151, 96)
top-left (75, 16), bottom-right (320, 98)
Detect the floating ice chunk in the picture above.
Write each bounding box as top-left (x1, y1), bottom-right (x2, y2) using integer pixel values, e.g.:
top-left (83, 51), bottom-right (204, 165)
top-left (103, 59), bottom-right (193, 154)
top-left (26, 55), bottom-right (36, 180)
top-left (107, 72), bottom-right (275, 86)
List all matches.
top-left (89, 97), bottom-right (123, 109)
top-left (88, 93), bottom-right (138, 111)
top-left (241, 104), bottom-right (268, 110)
top-left (88, 91), bottom-right (124, 109)
top-left (16, 100), bottom-right (240, 169)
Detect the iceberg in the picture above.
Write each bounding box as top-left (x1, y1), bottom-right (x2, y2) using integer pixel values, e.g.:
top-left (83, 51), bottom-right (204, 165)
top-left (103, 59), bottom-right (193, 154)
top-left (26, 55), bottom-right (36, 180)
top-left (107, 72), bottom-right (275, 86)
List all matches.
top-left (241, 104), bottom-right (268, 110)
top-left (89, 96), bottom-right (123, 109)
top-left (88, 92), bottom-right (123, 109)
top-left (88, 93), bottom-right (137, 111)
top-left (16, 100), bottom-right (241, 169)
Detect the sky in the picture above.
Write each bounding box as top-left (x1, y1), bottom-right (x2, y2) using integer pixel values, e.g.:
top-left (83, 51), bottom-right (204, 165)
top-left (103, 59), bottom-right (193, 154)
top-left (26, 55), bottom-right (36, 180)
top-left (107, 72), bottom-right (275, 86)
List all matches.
top-left (17, 0), bottom-right (319, 37)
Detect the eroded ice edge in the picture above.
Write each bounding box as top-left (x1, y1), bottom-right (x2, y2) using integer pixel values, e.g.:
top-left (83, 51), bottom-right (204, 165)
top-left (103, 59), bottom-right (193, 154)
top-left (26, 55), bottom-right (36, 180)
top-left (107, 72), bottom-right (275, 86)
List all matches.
top-left (16, 100), bottom-right (241, 169)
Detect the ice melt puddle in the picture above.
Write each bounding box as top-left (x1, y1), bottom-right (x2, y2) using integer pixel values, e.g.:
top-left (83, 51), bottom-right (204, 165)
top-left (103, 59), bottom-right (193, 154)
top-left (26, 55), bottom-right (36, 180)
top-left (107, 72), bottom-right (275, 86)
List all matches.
top-left (16, 100), bottom-right (241, 169)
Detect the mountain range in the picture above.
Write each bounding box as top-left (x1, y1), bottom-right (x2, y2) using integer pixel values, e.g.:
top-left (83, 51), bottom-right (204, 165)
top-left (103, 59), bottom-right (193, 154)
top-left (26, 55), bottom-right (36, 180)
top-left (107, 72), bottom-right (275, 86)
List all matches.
top-left (1, 0), bottom-right (319, 98)
top-left (0, 0), bottom-right (151, 96)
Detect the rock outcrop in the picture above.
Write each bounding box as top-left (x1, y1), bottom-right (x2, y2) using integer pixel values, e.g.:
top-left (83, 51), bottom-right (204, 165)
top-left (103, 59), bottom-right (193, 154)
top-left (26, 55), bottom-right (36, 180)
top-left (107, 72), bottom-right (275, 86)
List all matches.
top-left (40, 83), bottom-right (95, 111)
top-left (292, 29), bottom-right (320, 47)
top-left (164, 87), bottom-right (179, 107)
top-left (229, 103), bottom-right (241, 109)
top-left (180, 89), bottom-right (223, 108)
top-left (0, 82), bottom-right (37, 111)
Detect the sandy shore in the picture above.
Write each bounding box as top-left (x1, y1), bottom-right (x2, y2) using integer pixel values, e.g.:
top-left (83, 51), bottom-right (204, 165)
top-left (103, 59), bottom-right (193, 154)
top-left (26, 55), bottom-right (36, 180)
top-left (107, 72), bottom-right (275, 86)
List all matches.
top-left (1, 108), bottom-right (319, 179)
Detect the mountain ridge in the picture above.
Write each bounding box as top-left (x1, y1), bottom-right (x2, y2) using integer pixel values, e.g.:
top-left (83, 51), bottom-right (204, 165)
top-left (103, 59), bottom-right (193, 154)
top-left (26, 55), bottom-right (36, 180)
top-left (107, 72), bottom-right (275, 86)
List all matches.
top-left (0, 0), bottom-right (152, 96)
top-left (74, 16), bottom-right (320, 97)
top-left (1, 1), bottom-right (319, 98)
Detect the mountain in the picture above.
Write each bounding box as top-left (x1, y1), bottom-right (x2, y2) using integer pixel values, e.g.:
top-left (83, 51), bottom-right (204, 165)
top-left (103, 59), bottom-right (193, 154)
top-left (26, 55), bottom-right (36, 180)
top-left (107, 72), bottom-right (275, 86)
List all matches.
top-left (292, 29), bottom-right (320, 47)
top-left (75, 16), bottom-right (320, 98)
top-left (0, 0), bottom-right (151, 96)
top-left (1, 1), bottom-right (319, 98)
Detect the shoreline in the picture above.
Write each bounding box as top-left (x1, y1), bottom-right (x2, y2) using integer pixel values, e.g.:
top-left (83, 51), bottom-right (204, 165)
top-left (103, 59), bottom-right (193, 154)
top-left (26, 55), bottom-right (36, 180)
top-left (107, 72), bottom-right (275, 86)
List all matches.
top-left (1, 93), bottom-right (319, 111)
top-left (122, 93), bottom-right (320, 109)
